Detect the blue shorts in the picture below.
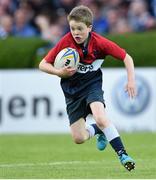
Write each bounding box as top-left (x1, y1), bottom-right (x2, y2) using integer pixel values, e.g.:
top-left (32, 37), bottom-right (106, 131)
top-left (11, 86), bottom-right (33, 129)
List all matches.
top-left (65, 89), bottom-right (105, 125)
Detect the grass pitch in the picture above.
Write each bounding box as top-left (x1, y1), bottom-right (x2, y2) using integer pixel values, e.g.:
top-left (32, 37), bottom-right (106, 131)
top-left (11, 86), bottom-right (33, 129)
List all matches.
top-left (0, 132), bottom-right (156, 179)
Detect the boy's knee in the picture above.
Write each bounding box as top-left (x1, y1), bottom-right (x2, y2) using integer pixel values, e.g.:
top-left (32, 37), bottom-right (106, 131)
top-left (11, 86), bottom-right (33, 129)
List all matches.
top-left (94, 115), bottom-right (109, 129)
top-left (72, 134), bottom-right (86, 144)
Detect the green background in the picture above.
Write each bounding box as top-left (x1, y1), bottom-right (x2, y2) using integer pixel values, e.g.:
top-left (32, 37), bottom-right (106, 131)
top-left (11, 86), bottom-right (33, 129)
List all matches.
top-left (0, 31), bottom-right (156, 69)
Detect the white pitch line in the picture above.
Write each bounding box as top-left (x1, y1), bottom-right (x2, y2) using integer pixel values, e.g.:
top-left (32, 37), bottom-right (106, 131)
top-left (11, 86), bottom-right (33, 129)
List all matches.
top-left (0, 160), bottom-right (100, 168)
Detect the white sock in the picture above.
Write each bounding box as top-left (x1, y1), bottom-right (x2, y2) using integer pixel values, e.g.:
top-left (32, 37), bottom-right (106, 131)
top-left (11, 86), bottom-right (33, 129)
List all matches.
top-left (102, 123), bottom-right (119, 142)
top-left (86, 124), bottom-right (95, 138)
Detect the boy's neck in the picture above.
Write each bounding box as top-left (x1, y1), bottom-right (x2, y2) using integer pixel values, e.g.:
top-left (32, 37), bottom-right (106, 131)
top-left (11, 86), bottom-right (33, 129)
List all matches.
top-left (80, 32), bottom-right (91, 47)
top-left (80, 32), bottom-right (91, 58)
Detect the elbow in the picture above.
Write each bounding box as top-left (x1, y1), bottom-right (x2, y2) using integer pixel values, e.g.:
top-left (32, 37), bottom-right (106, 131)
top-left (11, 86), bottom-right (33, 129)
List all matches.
top-left (39, 61), bottom-right (42, 71)
top-left (124, 53), bottom-right (133, 62)
top-left (39, 59), bottom-right (45, 71)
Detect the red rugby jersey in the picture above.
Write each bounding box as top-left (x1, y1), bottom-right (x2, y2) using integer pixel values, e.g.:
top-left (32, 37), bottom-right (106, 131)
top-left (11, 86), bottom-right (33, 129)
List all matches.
top-left (44, 32), bottom-right (126, 64)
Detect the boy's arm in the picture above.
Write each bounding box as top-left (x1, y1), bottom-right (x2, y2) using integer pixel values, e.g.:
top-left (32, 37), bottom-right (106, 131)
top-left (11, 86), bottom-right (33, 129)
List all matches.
top-left (39, 59), bottom-right (76, 78)
top-left (123, 53), bottom-right (137, 98)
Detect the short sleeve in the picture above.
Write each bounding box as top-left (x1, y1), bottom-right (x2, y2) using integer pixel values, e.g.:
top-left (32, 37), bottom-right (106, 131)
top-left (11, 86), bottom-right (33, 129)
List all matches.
top-left (101, 37), bottom-right (126, 61)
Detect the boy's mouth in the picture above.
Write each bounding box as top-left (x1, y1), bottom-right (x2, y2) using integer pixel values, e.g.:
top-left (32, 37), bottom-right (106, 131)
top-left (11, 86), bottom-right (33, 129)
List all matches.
top-left (74, 37), bottom-right (81, 42)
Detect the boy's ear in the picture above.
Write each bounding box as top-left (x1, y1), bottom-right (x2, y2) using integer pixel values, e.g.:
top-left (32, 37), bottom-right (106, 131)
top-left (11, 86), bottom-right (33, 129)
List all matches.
top-left (88, 25), bottom-right (92, 31)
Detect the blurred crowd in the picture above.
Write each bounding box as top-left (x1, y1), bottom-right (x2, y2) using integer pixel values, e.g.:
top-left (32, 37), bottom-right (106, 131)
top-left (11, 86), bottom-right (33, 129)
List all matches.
top-left (0, 0), bottom-right (156, 44)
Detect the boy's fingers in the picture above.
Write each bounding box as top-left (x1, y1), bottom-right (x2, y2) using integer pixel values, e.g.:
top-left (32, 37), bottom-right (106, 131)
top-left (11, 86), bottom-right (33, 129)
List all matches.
top-left (128, 88), bottom-right (136, 98)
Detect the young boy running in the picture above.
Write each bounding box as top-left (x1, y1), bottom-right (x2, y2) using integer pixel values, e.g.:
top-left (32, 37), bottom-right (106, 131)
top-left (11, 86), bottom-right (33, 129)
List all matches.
top-left (39, 5), bottom-right (137, 171)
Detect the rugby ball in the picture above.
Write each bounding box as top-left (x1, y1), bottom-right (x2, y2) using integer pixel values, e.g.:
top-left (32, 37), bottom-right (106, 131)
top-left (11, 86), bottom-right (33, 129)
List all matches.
top-left (54, 48), bottom-right (80, 69)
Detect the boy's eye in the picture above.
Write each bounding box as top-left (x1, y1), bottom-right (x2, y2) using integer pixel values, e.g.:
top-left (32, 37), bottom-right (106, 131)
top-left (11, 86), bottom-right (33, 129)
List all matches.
top-left (71, 27), bottom-right (83, 31)
top-left (71, 27), bottom-right (75, 31)
top-left (78, 27), bottom-right (82, 31)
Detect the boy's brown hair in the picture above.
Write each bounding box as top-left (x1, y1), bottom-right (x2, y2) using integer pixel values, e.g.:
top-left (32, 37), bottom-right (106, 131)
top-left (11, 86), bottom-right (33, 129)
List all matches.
top-left (67, 5), bottom-right (93, 27)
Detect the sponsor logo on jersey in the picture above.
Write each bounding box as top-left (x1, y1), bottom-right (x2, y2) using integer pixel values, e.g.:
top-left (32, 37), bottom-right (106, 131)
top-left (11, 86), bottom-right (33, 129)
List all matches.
top-left (77, 59), bottom-right (104, 73)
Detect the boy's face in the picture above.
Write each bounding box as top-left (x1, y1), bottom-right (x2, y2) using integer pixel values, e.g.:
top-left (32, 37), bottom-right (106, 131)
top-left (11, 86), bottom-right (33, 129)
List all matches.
top-left (69, 20), bottom-right (92, 44)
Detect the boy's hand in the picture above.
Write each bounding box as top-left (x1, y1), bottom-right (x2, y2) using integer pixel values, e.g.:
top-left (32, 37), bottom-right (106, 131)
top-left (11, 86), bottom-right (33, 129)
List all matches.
top-left (125, 80), bottom-right (137, 99)
top-left (57, 66), bottom-right (77, 78)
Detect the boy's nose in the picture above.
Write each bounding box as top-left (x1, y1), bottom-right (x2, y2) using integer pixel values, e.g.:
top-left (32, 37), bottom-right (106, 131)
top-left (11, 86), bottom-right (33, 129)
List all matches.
top-left (74, 30), bottom-right (79, 35)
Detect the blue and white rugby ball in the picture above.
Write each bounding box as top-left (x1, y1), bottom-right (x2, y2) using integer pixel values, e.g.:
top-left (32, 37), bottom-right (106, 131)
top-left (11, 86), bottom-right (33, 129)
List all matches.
top-left (54, 47), bottom-right (80, 69)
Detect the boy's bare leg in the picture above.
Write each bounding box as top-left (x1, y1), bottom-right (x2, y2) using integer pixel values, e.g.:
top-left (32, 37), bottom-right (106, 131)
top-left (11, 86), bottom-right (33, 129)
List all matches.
top-left (70, 118), bottom-right (89, 144)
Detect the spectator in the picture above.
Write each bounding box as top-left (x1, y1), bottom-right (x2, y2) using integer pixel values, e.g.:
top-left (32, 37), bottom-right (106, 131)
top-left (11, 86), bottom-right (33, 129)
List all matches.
top-left (150, 0), bottom-right (156, 17)
top-left (56, 0), bottom-right (77, 13)
top-left (13, 8), bottom-right (37, 37)
top-left (0, 0), bottom-right (156, 39)
top-left (0, 0), bottom-right (15, 15)
top-left (35, 14), bottom-right (51, 40)
top-left (115, 18), bottom-right (132, 34)
top-left (105, 0), bottom-right (123, 7)
top-left (128, 0), bottom-right (156, 32)
top-left (105, 7), bottom-right (119, 33)
top-left (0, 5), bottom-right (7, 17)
top-left (47, 23), bottom-right (64, 44)
top-left (0, 14), bottom-right (13, 38)
top-left (35, 14), bottom-right (64, 44)
top-left (89, 1), bottom-right (109, 34)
